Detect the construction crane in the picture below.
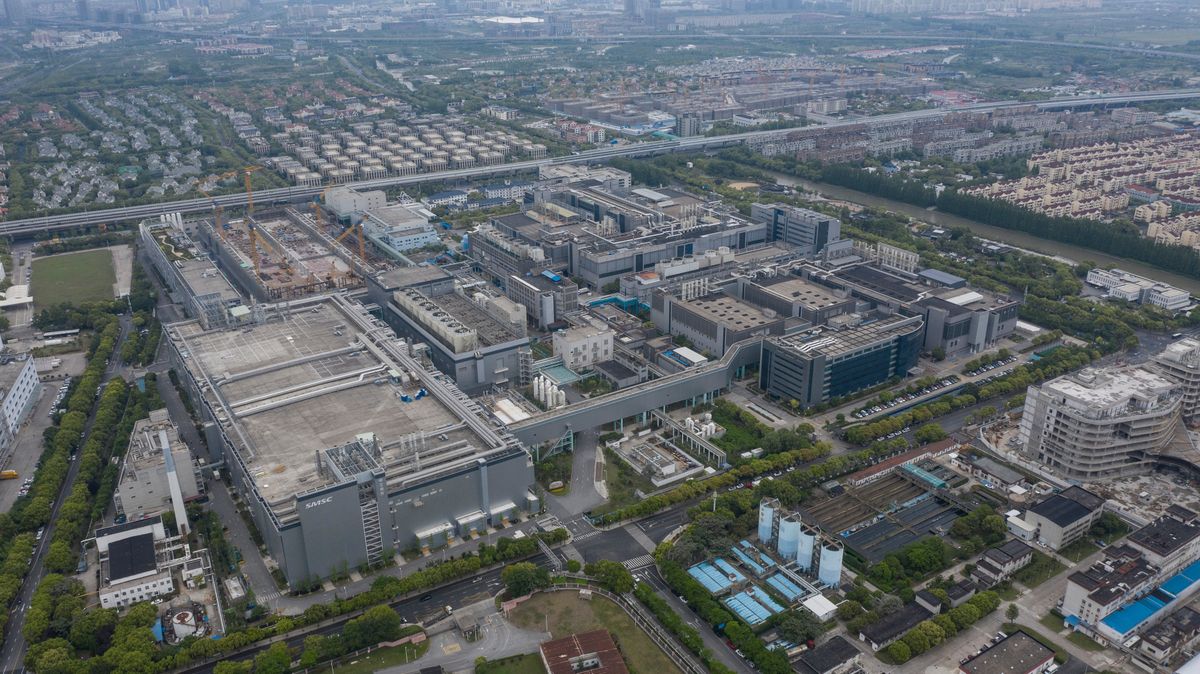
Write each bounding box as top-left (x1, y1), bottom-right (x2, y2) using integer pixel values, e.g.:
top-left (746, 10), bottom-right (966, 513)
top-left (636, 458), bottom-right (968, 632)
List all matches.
top-left (237, 166), bottom-right (264, 278)
top-left (334, 219), bottom-right (368, 267)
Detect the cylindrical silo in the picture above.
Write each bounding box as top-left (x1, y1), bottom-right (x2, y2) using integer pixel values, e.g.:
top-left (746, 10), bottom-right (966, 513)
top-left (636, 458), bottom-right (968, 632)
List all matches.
top-left (797, 525), bottom-right (818, 571)
top-left (758, 500), bottom-right (776, 544)
top-left (818, 540), bottom-right (844, 588)
top-left (777, 514), bottom-right (801, 560)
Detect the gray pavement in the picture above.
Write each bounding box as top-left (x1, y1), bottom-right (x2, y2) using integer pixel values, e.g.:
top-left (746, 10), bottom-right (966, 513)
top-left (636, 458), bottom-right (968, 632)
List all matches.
top-left (544, 431), bottom-right (604, 518)
top-left (379, 605), bottom-right (549, 674)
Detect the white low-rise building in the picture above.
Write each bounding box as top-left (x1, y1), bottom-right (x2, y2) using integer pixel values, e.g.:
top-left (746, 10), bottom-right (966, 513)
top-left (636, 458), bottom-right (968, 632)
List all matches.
top-left (552, 325), bottom-right (614, 371)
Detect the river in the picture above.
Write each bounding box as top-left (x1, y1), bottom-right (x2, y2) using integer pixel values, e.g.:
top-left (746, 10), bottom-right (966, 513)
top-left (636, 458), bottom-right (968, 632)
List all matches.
top-left (765, 171), bottom-right (1200, 295)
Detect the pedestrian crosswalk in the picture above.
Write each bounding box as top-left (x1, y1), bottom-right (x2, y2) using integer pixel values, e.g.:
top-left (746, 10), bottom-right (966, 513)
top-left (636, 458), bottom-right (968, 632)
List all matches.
top-left (258, 590), bottom-right (282, 604)
top-left (573, 529), bottom-right (600, 542)
top-left (623, 554), bottom-right (654, 570)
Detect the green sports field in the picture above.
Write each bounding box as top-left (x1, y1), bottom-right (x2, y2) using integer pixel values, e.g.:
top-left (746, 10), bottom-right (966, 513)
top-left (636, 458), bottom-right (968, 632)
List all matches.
top-left (31, 249), bottom-right (116, 309)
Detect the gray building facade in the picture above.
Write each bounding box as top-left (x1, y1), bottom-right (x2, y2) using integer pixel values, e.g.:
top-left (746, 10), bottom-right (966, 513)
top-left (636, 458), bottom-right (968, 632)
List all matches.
top-left (760, 316), bottom-right (924, 407)
top-left (750, 203), bottom-right (842, 256)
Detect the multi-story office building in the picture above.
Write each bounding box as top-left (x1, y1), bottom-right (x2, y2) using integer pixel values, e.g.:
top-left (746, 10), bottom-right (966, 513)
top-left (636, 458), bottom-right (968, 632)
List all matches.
top-left (915, 287), bottom-right (1019, 358)
top-left (1153, 338), bottom-right (1200, 424)
top-left (360, 204), bottom-right (439, 257)
top-left (1018, 366), bottom-right (1182, 480)
top-left (1061, 544), bottom-right (1159, 631)
top-left (1127, 506), bottom-right (1200, 578)
top-left (759, 315), bottom-right (924, 407)
top-left (166, 295), bottom-right (536, 586)
top-left (470, 219), bottom-right (556, 282)
top-left (506, 272), bottom-right (579, 329)
top-left (324, 186), bottom-right (386, 225)
top-left (0, 356), bottom-right (41, 459)
top-left (750, 203), bottom-right (842, 256)
top-left (571, 215), bottom-right (767, 289)
top-left (652, 291), bottom-right (789, 357)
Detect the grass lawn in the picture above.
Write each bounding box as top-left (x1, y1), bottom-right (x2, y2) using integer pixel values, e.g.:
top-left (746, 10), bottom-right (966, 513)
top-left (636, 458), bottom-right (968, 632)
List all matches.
top-left (508, 592), bottom-right (682, 674)
top-left (477, 653), bottom-right (548, 674)
top-left (331, 639), bottom-right (430, 673)
top-left (1014, 551), bottom-right (1066, 589)
top-left (32, 250), bottom-right (115, 309)
top-left (994, 582), bottom-right (1020, 601)
top-left (1039, 612), bottom-right (1064, 633)
top-left (592, 449), bottom-right (657, 516)
top-left (1059, 539), bottom-right (1099, 563)
top-left (1067, 631), bottom-right (1106, 652)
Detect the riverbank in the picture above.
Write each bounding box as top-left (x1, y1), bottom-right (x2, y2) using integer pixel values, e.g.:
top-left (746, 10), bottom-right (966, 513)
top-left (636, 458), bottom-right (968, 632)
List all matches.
top-left (765, 171), bottom-right (1200, 295)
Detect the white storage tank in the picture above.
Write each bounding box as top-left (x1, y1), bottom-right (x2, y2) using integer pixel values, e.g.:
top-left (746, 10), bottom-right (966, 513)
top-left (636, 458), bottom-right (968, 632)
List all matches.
top-left (758, 499), bottom-right (777, 544)
top-left (777, 514), bottom-right (801, 560)
top-left (818, 540), bottom-right (844, 588)
top-left (797, 525), bottom-right (818, 571)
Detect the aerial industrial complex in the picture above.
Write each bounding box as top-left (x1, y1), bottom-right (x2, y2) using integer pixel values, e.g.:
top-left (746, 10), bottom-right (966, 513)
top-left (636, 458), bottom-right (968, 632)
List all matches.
top-left (166, 294), bottom-right (536, 585)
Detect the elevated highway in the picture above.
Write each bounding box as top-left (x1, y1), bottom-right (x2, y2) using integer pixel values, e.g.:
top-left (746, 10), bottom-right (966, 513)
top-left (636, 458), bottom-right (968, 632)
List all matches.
top-left (2, 89), bottom-right (1199, 238)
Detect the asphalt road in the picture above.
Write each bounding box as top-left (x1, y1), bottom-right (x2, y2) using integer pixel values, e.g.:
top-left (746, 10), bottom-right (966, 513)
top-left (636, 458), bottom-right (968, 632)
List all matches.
top-left (0, 315), bottom-right (131, 673)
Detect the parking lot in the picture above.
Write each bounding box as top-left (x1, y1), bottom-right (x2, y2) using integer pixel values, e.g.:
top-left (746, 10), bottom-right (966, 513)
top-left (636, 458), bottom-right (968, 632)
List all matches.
top-left (851, 375), bottom-right (963, 421)
top-left (0, 383), bottom-right (69, 511)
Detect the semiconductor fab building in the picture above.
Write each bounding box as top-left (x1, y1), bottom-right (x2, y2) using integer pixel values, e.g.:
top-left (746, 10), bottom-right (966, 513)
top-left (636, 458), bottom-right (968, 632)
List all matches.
top-left (166, 294), bottom-right (536, 587)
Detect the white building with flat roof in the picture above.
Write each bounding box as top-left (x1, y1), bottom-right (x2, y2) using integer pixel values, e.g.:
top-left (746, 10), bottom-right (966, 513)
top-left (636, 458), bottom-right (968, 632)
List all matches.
top-left (1019, 365), bottom-right (1181, 480)
top-left (552, 325), bottom-right (614, 371)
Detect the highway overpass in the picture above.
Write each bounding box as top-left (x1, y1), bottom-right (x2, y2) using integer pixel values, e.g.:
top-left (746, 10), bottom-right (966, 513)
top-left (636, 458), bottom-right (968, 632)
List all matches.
top-left (2, 89), bottom-right (1199, 238)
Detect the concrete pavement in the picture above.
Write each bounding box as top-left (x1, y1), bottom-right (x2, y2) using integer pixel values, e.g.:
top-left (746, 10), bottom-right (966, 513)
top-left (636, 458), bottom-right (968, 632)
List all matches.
top-left (379, 601), bottom-right (549, 674)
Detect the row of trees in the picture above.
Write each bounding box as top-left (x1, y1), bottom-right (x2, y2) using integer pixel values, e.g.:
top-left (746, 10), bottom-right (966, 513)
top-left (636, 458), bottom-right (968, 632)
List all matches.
top-left (634, 583), bottom-right (737, 674)
top-left (595, 441), bottom-right (835, 524)
top-left (886, 590), bottom-right (1002, 664)
top-left (844, 344), bottom-right (1097, 446)
top-left (25, 526), bottom-right (566, 673)
top-left (40, 377), bottom-right (130, 576)
top-left (938, 189), bottom-right (1200, 279)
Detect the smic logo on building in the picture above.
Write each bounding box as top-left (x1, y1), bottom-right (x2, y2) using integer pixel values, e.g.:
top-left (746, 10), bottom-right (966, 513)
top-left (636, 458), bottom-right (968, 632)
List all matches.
top-left (305, 496), bottom-right (334, 510)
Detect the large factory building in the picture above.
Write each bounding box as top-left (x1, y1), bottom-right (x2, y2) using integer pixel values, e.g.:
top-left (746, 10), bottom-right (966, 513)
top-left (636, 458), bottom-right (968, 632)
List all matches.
top-left (166, 294), bottom-right (536, 587)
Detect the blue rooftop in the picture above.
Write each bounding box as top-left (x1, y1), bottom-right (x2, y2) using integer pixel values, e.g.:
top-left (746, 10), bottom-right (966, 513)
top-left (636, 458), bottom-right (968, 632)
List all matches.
top-left (765, 573), bottom-right (807, 602)
top-left (1102, 598), bottom-right (1160, 637)
top-left (732, 548), bottom-right (765, 577)
top-left (688, 562), bottom-right (733, 594)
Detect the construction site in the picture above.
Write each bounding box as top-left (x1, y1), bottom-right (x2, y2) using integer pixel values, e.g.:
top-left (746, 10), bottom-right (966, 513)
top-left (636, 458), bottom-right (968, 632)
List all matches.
top-left (165, 294), bottom-right (536, 586)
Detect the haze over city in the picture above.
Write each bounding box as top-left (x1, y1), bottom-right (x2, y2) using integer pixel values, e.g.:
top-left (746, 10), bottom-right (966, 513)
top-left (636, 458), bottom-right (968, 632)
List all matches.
top-left (2, 1), bottom-right (1200, 673)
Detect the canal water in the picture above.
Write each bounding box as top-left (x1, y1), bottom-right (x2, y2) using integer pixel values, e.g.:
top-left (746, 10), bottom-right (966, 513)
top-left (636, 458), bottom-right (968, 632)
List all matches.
top-left (766, 171), bottom-right (1200, 295)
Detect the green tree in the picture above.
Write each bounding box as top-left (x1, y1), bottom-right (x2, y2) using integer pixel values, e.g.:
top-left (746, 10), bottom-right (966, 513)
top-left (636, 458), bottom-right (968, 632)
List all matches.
top-left (252, 641), bottom-right (292, 674)
top-left (887, 640), bottom-right (912, 663)
top-left (778, 610), bottom-right (825, 643)
top-left (213, 662), bottom-right (253, 674)
top-left (343, 605), bottom-right (402, 650)
top-left (68, 607), bottom-right (117, 652)
top-left (584, 560), bottom-right (635, 594)
top-left (1006, 603), bottom-right (1019, 622)
top-left (501, 562), bottom-right (550, 597)
top-left (914, 423), bottom-right (948, 445)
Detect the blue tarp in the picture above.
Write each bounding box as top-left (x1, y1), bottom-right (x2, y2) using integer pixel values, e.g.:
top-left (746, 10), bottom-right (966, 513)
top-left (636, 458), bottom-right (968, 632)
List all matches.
top-left (151, 618), bottom-right (165, 643)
